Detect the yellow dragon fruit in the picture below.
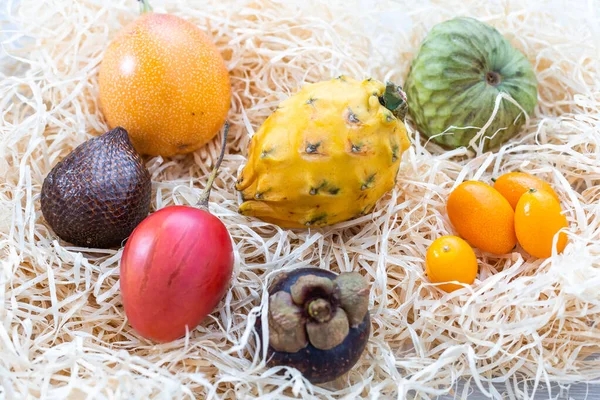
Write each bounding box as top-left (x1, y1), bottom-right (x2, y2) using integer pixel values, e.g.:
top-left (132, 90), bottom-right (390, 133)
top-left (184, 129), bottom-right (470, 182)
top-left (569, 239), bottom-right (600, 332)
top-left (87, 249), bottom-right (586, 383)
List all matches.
top-left (236, 76), bottom-right (411, 228)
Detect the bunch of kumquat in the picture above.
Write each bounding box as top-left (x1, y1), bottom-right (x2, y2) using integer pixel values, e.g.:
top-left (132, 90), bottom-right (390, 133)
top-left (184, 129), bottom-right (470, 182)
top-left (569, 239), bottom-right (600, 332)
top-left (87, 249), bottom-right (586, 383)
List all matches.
top-left (426, 172), bottom-right (568, 293)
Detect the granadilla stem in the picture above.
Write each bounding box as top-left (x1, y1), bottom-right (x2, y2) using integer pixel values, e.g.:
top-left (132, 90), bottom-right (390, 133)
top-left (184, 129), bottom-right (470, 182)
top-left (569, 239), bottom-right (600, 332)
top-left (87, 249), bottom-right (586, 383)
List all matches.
top-left (381, 81), bottom-right (408, 120)
top-left (138, 0), bottom-right (153, 14)
top-left (197, 122), bottom-right (229, 209)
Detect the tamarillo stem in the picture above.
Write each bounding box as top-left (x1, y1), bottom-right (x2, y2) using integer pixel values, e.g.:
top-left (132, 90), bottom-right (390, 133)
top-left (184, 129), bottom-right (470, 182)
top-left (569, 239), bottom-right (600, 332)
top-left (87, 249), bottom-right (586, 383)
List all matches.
top-left (197, 122), bottom-right (230, 209)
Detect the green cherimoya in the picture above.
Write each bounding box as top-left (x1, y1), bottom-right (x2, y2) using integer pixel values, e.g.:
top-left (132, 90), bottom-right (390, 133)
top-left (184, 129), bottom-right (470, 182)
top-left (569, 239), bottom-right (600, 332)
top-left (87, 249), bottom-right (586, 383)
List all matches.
top-left (405, 17), bottom-right (538, 150)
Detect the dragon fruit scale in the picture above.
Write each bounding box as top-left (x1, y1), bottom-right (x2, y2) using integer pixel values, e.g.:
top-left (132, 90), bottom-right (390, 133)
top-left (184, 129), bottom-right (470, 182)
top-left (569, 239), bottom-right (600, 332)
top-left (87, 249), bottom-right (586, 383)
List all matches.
top-left (236, 76), bottom-right (411, 228)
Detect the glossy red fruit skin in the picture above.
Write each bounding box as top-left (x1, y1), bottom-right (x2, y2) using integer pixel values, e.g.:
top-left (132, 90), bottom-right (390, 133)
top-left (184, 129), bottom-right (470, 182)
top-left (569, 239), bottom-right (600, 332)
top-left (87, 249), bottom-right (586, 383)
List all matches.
top-left (120, 205), bottom-right (234, 342)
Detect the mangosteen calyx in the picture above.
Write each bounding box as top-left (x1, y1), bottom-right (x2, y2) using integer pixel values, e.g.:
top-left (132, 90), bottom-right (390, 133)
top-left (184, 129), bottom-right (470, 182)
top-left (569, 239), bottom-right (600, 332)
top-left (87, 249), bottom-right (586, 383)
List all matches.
top-left (290, 275), bottom-right (333, 304)
top-left (306, 308), bottom-right (349, 350)
top-left (268, 291), bottom-right (308, 353)
top-left (268, 272), bottom-right (369, 352)
top-left (334, 272), bottom-right (370, 327)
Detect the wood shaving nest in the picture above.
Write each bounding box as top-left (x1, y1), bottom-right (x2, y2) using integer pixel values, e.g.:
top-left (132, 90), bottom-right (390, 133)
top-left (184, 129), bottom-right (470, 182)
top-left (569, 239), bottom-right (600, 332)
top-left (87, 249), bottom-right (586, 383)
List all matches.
top-left (1, 0), bottom-right (599, 398)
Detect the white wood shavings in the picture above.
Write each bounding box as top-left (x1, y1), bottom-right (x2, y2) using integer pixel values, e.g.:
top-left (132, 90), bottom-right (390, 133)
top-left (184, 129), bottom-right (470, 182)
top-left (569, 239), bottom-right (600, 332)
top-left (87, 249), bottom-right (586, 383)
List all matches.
top-left (0, 0), bottom-right (599, 399)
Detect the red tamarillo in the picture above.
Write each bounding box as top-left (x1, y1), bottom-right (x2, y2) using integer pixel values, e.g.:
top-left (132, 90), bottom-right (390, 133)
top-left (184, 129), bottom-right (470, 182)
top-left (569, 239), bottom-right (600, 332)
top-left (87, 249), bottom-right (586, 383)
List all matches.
top-left (120, 123), bottom-right (234, 342)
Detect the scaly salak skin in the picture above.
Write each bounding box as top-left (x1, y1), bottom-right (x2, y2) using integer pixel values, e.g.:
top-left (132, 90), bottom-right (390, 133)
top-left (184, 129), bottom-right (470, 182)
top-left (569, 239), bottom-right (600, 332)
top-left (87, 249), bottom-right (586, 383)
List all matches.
top-left (41, 127), bottom-right (151, 248)
top-left (236, 76), bottom-right (411, 228)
